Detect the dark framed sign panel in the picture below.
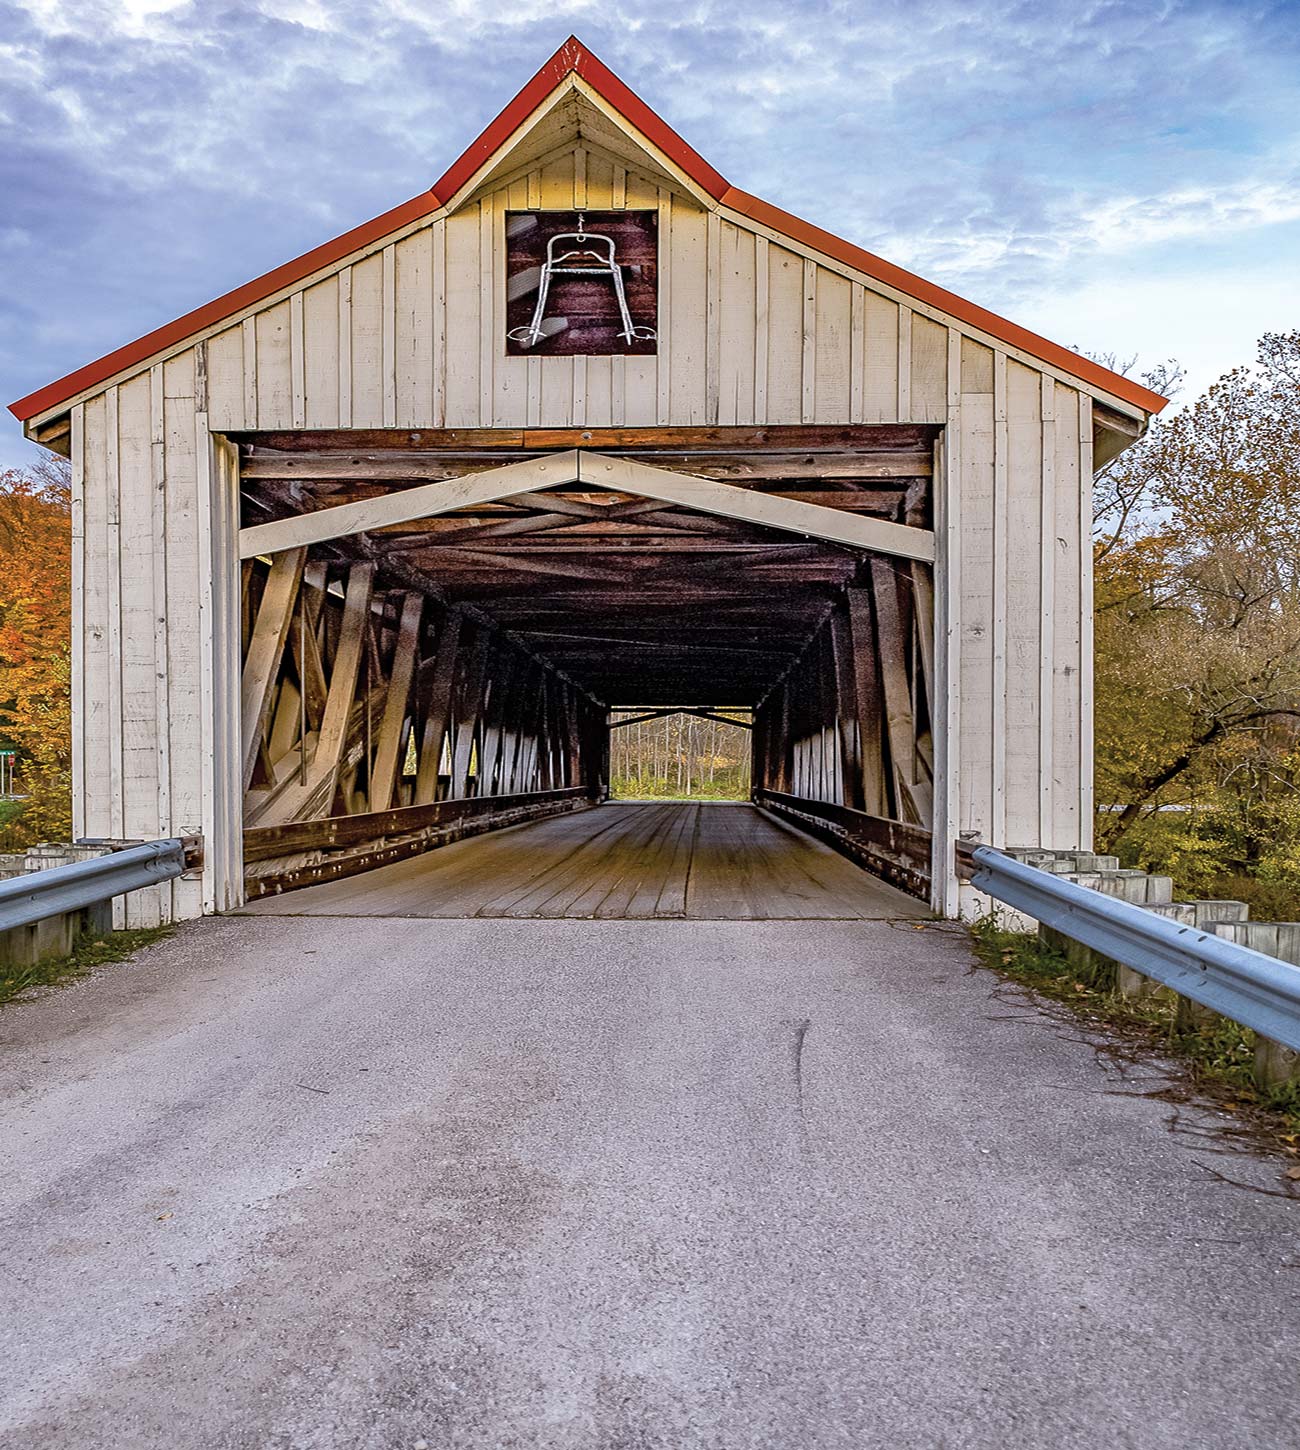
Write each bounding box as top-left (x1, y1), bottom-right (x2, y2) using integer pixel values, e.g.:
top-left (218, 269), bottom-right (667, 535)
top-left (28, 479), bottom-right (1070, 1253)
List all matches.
top-left (505, 210), bottom-right (658, 357)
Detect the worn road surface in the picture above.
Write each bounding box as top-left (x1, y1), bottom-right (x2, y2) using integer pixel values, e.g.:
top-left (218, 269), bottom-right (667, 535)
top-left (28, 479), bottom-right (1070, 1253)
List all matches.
top-left (2, 810), bottom-right (1298, 1447)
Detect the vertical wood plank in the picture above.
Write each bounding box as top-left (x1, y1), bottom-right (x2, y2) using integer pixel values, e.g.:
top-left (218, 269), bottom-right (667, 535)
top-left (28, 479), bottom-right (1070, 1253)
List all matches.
top-left (1078, 391), bottom-right (1095, 848)
top-left (813, 269), bottom-right (852, 423)
top-left (910, 315), bottom-right (948, 422)
top-left (1003, 360), bottom-right (1043, 845)
top-left (160, 353), bottom-right (203, 917)
top-left (302, 277), bottom-right (340, 428)
top-left (763, 244), bottom-right (803, 421)
top-left (443, 211), bottom-right (480, 426)
top-left (862, 292), bottom-right (898, 423)
top-left (958, 341), bottom-right (995, 842)
top-left (104, 385), bottom-right (124, 841)
top-left (206, 326), bottom-right (244, 430)
top-left (431, 223), bottom-right (447, 427)
top-left (208, 434), bottom-right (245, 910)
top-left (896, 305), bottom-right (913, 421)
top-left (241, 316), bottom-right (258, 430)
top-left (194, 407), bottom-right (217, 908)
top-left (706, 210), bottom-right (722, 424)
top-left (478, 199), bottom-right (494, 426)
top-left (753, 235), bottom-right (769, 422)
top-left (289, 291), bottom-right (306, 428)
top-left (656, 186), bottom-right (673, 422)
top-left (254, 302), bottom-right (291, 427)
top-left (984, 351), bottom-right (1006, 846)
top-left (849, 287), bottom-right (866, 423)
top-left (801, 258), bottom-right (817, 422)
top-left (1052, 386), bottom-right (1083, 848)
top-left (524, 171), bottom-right (541, 427)
top-left (1039, 371), bottom-right (1057, 843)
top-left (70, 404), bottom-right (86, 838)
top-left (336, 265), bottom-right (353, 427)
top-left (348, 254), bottom-right (383, 428)
top-left (116, 374), bottom-right (162, 922)
top-left (382, 243), bottom-right (397, 427)
top-left (929, 332), bottom-right (964, 913)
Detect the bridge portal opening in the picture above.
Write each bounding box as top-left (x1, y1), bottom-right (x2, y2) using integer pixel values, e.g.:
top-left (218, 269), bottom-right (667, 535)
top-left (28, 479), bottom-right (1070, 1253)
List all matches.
top-left (236, 426), bottom-right (938, 908)
top-left (608, 708), bottom-right (753, 801)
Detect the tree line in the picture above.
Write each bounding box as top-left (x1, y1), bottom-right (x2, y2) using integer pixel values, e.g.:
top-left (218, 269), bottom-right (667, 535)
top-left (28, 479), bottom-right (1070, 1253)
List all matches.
top-left (0, 455), bottom-right (72, 848)
top-left (1092, 330), bottom-right (1300, 915)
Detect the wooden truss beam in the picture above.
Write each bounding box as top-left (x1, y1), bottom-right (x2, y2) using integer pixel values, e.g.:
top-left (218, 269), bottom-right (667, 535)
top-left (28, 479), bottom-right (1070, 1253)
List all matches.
top-left (610, 708), bottom-right (753, 730)
top-left (239, 449), bottom-right (935, 565)
top-left (239, 451), bottom-right (582, 558)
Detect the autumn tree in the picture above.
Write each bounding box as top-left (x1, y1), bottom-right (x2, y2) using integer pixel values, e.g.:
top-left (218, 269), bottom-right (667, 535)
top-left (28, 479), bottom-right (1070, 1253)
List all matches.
top-left (1092, 332), bottom-right (1300, 861)
top-left (0, 457), bottom-right (73, 842)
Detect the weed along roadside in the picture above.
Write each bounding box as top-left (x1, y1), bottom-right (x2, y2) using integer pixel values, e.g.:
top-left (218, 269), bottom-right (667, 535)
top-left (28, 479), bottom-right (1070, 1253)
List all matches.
top-left (970, 919), bottom-right (1300, 1179)
top-left (0, 926), bottom-right (172, 1010)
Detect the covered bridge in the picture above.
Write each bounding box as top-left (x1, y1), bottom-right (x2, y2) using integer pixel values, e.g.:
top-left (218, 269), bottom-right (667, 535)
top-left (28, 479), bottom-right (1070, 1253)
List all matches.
top-left (8, 38), bottom-right (1167, 923)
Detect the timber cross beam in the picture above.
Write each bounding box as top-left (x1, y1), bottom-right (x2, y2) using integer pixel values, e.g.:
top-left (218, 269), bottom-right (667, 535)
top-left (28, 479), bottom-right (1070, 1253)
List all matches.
top-left (237, 448), bottom-right (936, 564)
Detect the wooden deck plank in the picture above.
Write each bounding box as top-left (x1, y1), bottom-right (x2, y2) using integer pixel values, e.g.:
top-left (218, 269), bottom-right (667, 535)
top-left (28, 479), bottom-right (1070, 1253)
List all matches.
top-left (241, 802), bottom-right (924, 920)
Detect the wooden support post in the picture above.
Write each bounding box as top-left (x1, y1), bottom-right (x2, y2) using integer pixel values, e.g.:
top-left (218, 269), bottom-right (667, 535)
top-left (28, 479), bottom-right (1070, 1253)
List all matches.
top-left (505, 659), bottom-right (538, 794)
top-left (911, 562), bottom-right (935, 728)
top-left (449, 625), bottom-right (492, 799)
top-left (564, 684), bottom-right (582, 788)
top-left (369, 591), bottom-right (423, 813)
top-left (240, 548), bottom-right (306, 792)
top-left (291, 561), bottom-right (329, 732)
top-left (846, 587), bottom-right (888, 818)
top-left (414, 606), bottom-right (463, 804)
top-left (829, 606), bottom-right (863, 810)
top-left (870, 557), bottom-right (924, 822)
top-left (750, 705), bottom-right (767, 794)
top-left (257, 561), bottom-right (375, 824)
top-left (477, 645), bottom-right (516, 797)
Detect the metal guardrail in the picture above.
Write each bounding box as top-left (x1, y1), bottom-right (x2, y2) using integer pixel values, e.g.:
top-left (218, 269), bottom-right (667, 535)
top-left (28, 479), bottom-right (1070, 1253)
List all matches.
top-left (969, 844), bottom-right (1300, 1053)
top-left (0, 839), bottom-right (187, 934)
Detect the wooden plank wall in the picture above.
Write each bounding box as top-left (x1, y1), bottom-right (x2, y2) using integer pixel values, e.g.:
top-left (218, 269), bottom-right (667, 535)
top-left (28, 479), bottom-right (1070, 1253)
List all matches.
top-left (70, 141), bottom-right (1094, 920)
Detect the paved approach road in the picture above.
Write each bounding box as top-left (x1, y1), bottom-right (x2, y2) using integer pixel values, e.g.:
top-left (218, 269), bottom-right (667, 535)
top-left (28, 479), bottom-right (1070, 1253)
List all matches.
top-left (2, 819), bottom-right (1298, 1447)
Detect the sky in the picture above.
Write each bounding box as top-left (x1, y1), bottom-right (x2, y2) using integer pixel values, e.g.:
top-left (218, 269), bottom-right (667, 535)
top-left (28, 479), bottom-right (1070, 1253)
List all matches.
top-left (2, 0), bottom-right (1298, 464)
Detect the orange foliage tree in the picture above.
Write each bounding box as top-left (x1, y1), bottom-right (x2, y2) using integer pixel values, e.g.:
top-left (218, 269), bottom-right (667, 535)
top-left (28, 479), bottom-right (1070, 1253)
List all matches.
top-left (0, 457), bottom-right (72, 844)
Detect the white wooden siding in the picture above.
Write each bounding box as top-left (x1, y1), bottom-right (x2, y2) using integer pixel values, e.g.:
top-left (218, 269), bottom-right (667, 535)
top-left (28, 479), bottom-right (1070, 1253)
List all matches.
top-left (71, 140), bottom-right (1094, 920)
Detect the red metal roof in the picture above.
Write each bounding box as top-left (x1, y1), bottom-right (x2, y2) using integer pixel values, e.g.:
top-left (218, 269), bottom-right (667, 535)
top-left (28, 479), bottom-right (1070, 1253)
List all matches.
top-left (9, 37), bottom-right (1168, 425)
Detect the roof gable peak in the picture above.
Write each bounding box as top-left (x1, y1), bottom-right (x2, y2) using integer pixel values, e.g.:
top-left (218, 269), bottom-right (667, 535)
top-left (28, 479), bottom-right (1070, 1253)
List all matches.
top-left (430, 37), bottom-right (729, 212)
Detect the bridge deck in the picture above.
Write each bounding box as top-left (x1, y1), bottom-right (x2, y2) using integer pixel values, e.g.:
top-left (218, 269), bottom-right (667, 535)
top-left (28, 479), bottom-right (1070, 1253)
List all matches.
top-left (241, 801), bottom-right (925, 920)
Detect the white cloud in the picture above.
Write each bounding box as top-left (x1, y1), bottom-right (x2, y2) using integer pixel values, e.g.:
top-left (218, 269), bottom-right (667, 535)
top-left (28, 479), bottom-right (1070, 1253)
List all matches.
top-left (1082, 172), bottom-right (1300, 252)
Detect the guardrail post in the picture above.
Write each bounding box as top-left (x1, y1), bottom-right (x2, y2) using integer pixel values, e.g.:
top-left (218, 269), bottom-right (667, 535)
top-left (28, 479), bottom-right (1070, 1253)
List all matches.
top-left (1255, 1037), bottom-right (1300, 1091)
top-left (1038, 925), bottom-right (1114, 988)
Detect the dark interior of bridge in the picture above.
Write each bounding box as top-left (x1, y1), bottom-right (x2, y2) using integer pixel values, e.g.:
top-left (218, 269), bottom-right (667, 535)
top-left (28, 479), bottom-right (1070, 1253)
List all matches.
top-left (236, 425), bottom-right (938, 901)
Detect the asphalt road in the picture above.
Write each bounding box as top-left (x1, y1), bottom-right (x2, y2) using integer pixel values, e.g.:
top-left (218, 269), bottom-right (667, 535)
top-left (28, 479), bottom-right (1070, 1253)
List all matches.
top-left (2, 913), bottom-right (1298, 1448)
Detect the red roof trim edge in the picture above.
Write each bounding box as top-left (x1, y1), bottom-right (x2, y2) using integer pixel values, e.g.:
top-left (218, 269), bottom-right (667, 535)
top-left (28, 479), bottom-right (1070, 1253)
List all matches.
top-left (9, 36), bottom-right (1166, 426)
